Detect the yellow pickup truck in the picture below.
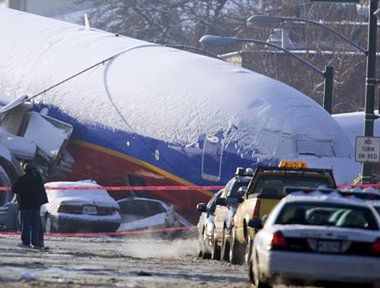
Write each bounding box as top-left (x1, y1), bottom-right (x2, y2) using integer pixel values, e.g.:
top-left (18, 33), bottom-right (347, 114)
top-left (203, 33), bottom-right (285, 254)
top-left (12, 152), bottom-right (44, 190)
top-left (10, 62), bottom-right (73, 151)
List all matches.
top-left (226, 161), bottom-right (336, 264)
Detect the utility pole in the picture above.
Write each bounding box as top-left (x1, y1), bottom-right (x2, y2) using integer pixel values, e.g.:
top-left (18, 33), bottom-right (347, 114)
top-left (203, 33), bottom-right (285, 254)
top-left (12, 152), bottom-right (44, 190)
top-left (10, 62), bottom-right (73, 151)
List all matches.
top-left (323, 66), bottom-right (334, 114)
top-left (362, 0), bottom-right (379, 184)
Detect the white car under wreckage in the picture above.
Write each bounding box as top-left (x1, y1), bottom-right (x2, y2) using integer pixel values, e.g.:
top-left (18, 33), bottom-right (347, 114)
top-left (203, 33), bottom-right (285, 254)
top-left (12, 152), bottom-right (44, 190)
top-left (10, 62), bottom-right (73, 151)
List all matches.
top-left (41, 181), bottom-right (121, 233)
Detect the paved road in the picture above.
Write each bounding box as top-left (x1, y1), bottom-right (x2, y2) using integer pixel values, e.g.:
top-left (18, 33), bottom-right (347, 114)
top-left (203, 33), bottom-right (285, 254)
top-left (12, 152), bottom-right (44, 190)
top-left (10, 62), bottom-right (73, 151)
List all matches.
top-left (0, 234), bottom-right (249, 287)
top-left (0, 234), bottom-right (358, 288)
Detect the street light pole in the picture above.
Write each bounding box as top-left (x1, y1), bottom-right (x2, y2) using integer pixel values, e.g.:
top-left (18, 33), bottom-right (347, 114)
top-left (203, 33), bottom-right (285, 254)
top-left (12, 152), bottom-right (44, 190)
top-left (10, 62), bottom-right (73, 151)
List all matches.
top-left (247, 15), bottom-right (367, 54)
top-left (324, 66), bottom-right (333, 114)
top-left (199, 35), bottom-right (334, 114)
top-left (362, 0), bottom-right (379, 184)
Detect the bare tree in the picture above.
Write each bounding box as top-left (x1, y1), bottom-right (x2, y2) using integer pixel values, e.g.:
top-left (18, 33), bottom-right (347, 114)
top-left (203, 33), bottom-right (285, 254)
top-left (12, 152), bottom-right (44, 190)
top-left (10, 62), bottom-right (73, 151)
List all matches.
top-left (76, 0), bottom-right (372, 113)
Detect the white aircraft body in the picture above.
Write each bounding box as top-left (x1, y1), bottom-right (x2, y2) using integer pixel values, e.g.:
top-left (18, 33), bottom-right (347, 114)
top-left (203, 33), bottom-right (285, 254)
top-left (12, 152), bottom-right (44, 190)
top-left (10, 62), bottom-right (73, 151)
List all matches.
top-left (0, 8), bottom-right (360, 220)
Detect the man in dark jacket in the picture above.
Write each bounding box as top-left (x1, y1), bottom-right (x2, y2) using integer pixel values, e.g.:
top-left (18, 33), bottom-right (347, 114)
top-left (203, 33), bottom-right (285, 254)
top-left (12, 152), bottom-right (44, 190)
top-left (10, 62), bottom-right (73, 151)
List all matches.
top-left (11, 161), bottom-right (48, 248)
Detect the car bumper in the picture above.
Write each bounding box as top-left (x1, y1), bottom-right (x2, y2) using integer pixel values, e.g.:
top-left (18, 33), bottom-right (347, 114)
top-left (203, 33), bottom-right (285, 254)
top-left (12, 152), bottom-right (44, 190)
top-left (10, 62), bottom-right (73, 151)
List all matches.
top-left (259, 250), bottom-right (380, 285)
top-left (50, 213), bottom-right (121, 233)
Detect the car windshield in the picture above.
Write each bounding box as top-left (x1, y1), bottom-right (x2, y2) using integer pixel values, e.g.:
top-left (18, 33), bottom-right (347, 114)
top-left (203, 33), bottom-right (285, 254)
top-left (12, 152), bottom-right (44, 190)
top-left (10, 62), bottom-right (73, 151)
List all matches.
top-left (227, 181), bottom-right (249, 204)
top-left (275, 202), bottom-right (379, 230)
top-left (254, 175), bottom-right (331, 199)
top-left (207, 190), bottom-right (223, 213)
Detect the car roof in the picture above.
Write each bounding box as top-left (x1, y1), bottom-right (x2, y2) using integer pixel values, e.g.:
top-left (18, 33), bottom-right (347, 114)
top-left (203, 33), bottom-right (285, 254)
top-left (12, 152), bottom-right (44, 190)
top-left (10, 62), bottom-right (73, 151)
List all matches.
top-left (368, 200), bottom-right (380, 207)
top-left (283, 190), bottom-right (371, 208)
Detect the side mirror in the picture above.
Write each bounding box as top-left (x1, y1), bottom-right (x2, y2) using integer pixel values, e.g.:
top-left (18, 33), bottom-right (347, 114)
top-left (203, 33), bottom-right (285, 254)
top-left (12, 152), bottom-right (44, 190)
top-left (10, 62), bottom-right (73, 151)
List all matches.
top-left (237, 197), bottom-right (244, 204)
top-left (237, 186), bottom-right (247, 195)
top-left (248, 217), bottom-right (263, 230)
top-left (215, 198), bottom-right (227, 206)
top-left (196, 203), bottom-right (207, 212)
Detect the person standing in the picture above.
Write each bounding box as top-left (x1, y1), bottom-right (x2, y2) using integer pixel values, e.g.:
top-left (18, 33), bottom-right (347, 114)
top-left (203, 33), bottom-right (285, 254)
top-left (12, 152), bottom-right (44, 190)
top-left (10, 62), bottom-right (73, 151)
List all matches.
top-left (11, 161), bottom-right (48, 248)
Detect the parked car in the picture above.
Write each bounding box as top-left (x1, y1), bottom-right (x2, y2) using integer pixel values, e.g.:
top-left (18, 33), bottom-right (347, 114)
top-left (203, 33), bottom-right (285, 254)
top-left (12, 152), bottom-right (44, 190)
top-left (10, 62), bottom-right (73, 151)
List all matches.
top-left (117, 197), bottom-right (185, 231)
top-left (196, 189), bottom-right (223, 259)
top-left (231, 161), bottom-right (336, 264)
top-left (0, 200), bottom-right (18, 231)
top-left (213, 167), bottom-right (253, 261)
top-left (248, 189), bottom-right (380, 288)
top-left (41, 180), bottom-right (121, 233)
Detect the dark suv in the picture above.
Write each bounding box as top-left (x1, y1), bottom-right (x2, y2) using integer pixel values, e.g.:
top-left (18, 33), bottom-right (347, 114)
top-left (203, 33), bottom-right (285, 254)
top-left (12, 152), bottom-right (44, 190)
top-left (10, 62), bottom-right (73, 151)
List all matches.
top-left (196, 189), bottom-right (223, 259)
top-left (211, 167), bottom-right (253, 260)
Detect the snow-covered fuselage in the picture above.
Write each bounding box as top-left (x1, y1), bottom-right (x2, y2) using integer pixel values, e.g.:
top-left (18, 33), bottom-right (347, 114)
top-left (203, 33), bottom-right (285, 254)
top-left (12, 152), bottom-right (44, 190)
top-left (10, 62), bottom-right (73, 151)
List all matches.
top-left (0, 8), bottom-right (360, 221)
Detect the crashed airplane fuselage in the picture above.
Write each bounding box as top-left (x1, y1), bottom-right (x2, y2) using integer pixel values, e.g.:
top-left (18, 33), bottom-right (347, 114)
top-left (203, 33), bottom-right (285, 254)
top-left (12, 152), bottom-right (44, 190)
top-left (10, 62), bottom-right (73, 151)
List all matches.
top-left (0, 8), bottom-right (360, 221)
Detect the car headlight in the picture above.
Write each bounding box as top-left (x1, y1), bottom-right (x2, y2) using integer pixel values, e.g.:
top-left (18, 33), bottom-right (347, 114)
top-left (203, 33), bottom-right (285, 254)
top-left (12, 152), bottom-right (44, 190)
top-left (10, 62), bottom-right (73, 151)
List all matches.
top-left (206, 222), bottom-right (214, 235)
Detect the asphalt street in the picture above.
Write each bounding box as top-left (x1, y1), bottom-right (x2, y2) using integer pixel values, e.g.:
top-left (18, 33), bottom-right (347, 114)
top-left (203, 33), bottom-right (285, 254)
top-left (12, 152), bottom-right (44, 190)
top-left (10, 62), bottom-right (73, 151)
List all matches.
top-left (0, 234), bottom-right (364, 288)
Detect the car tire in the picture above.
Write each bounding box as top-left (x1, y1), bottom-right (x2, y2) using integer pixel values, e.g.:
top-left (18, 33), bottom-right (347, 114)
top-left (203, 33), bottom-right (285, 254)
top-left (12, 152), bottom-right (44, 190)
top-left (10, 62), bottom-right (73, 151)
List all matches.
top-left (211, 234), bottom-right (220, 260)
top-left (220, 228), bottom-right (230, 262)
top-left (245, 235), bottom-right (253, 264)
top-left (0, 162), bottom-right (17, 207)
top-left (202, 250), bottom-right (211, 259)
top-left (229, 228), bottom-right (244, 265)
top-left (198, 228), bottom-right (205, 258)
top-left (251, 252), bottom-right (271, 288)
top-left (199, 228), bottom-right (211, 259)
top-left (45, 215), bottom-right (56, 233)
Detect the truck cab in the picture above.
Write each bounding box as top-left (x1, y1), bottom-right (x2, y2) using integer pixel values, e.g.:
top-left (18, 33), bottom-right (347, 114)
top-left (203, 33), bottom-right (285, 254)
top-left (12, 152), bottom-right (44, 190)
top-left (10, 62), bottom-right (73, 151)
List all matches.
top-left (230, 161), bottom-right (336, 264)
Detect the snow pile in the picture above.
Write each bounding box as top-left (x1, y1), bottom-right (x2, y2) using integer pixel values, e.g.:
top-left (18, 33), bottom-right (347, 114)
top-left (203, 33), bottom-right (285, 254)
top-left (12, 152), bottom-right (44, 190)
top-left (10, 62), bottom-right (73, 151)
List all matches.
top-left (0, 130), bottom-right (36, 159)
top-left (286, 190), bottom-right (368, 206)
top-left (17, 271), bottom-right (38, 281)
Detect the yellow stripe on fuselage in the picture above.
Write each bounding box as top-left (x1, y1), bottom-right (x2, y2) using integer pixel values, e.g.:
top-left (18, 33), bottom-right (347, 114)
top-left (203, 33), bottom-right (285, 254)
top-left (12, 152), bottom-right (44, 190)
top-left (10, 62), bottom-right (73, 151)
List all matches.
top-left (70, 139), bottom-right (214, 197)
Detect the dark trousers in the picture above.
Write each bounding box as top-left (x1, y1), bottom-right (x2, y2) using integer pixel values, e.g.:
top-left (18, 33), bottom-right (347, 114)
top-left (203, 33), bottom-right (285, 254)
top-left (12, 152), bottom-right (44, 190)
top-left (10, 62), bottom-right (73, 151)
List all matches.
top-left (19, 208), bottom-right (43, 247)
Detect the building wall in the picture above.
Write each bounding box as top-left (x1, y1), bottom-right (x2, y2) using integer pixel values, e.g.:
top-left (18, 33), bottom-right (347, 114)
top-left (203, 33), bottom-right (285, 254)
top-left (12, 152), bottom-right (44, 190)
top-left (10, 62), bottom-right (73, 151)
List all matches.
top-left (6, 0), bottom-right (81, 17)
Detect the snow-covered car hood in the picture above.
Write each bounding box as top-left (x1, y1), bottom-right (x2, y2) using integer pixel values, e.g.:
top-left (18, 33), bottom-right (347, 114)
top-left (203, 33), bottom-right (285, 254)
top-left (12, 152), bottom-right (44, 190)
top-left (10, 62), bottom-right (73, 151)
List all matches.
top-left (43, 181), bottom-right (119, 213)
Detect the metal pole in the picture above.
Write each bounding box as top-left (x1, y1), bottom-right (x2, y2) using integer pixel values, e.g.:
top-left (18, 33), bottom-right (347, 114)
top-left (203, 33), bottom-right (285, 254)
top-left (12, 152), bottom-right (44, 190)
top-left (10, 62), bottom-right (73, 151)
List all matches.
top-left (323, 66), bottom-right (333, 114)
top-left (362, 0), bottom-right (379, 184)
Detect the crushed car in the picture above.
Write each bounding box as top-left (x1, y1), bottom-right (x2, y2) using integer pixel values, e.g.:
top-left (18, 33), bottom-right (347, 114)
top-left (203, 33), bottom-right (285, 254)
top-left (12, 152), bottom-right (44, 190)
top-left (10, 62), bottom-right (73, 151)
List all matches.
top-left (117, 197), bottom-right (188, 231)
top-left (41, 180), bottom-right (121, 233)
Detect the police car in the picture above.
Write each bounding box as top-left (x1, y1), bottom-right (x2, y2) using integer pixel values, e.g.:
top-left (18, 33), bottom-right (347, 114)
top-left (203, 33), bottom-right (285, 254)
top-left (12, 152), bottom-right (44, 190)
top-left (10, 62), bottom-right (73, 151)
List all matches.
top-left (248, 189), bottom-right (380, 288)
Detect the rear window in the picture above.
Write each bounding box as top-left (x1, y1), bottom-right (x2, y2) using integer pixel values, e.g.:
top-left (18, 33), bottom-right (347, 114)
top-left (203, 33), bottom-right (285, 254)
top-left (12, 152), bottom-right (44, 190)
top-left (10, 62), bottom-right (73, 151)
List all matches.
top-left (119, 199), bottom-right (166, 217)
top-left (275, 202), bottom-right (379, 230)
top-left (254, 175), bottom-right (331, 199)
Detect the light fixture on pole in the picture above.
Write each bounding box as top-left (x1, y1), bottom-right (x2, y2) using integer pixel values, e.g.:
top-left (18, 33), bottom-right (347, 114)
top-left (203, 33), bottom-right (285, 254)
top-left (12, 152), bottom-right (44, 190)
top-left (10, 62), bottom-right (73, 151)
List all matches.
top-left (199, 35), bottom-right (334, 114)
top-left (247, 15), bottom-right (367, 54)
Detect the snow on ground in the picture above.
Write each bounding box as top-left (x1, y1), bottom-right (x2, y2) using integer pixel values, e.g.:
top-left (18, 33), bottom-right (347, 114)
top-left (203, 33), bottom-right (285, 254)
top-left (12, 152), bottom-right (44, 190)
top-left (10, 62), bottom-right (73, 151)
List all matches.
top-left (0, 234), bottom-right (342, 288)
